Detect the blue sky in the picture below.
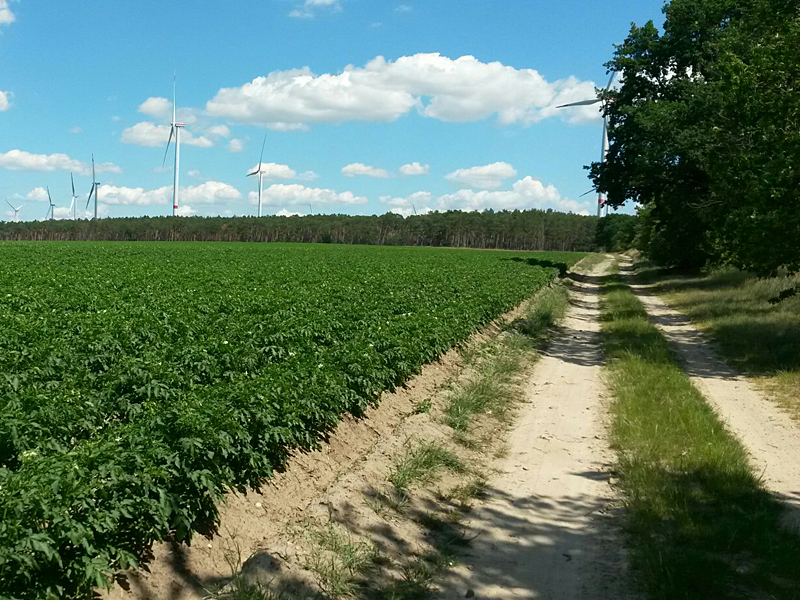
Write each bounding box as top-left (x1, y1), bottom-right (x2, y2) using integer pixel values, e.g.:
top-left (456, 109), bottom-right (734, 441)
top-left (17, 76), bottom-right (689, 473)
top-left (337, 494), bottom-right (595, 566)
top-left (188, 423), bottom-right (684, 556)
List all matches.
top-left (0, 0), bottom-right (665, 221)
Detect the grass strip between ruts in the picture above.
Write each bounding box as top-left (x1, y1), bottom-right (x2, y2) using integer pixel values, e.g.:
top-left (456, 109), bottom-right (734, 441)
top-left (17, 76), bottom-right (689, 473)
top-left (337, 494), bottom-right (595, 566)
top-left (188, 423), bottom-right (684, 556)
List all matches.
top-left (599, 265), bottom-right (800, 600)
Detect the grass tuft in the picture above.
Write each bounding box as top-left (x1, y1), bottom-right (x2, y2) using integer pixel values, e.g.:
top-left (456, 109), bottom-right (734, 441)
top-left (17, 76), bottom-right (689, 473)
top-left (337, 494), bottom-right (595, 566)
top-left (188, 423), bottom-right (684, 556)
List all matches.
top-left (600, 266), bottom-right (800, 599)
top-left (388, 441), bottom-right (466, 492)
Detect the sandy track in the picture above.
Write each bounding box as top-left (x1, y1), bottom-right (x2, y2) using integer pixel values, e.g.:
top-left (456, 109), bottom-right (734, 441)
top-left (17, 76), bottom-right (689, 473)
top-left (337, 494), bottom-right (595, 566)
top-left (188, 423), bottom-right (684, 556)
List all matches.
top-left (627, 263), bottom-right (800, 523)
top-left (437, 261), bottom-right (631, 600)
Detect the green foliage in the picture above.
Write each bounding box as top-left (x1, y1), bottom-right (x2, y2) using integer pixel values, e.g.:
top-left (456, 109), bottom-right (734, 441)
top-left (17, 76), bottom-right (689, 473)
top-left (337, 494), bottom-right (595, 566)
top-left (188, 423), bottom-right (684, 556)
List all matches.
top-left (593, 213), bottom-right (638, 252)
top-left (0, 242), bottom-right (578, 599)
top-left (0, 209), bottom-right (599, 253)
top-left (593, 0), bottom-right (800, 274)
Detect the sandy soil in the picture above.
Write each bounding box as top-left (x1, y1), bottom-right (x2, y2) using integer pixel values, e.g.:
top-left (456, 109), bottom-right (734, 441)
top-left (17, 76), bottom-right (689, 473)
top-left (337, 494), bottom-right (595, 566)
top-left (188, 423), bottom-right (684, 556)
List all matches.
top-left (627, 262), bottom-right (800, 524)
top-left (436, 260), bottom-right (632, 600)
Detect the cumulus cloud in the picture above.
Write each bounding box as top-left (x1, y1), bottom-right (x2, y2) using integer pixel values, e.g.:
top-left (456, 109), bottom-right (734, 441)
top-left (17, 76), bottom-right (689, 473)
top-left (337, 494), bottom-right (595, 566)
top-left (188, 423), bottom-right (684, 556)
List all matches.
top-left (0, 149), bottom-right (121, 175)
top-left (275, 208), bottom-right (304, 217)
top-left (445, 162), bottom-right (517, 190)
top-left (289, 0), bottom-right (341, 18)
top-left (121, 122), bottom-right (213, 148)
top-left (26, 187), bottom-right (49, 201)
top-left (247, 162), bottom-right (297, 179)
top-left (0, 1), bottom-right (15, 27)
top-left (137, 96), bottom-right (198, 124)
top-left (206, 53), bottom-right (601, 128)
top-left (395, 4), bottom-right (412, 12)
top-left (399, 162), bottom-right (429, 175)
top-left (207, 125), bottom-right (230, 138)
top-left (228, 138), bottom-right (243, 152)
top-left (176, 205), bottom-right (198, 217)
top-left (341, 163), bottom-right (390, 178)
top-left (262, 183), bottom-right (367, 206)
top-left (0, 90), bottom-right (11, 111)
top-left (69, 126), bottom-right (82, 134)
top-left (379, 191), bottom-right (433, 216)
top-left (97, 181), bottom-right (241, 206)
top-left (298, 170), bottom-right (319, 181)
top-left (437, 176), bottom-right (590, 215)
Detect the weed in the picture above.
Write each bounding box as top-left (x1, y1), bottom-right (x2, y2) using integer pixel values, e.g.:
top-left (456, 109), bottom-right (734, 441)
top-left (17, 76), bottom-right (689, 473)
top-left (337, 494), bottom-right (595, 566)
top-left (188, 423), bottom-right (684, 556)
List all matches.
top-left (388, 441), bottom-right (466, 492)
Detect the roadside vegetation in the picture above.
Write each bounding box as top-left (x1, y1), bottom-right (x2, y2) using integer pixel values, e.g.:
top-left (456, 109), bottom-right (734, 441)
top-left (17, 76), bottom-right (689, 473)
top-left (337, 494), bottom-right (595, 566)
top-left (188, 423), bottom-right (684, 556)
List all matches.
top-left (638, 264), bottom-right (800, 419)
top-left (0, 243), bottom-right (583, 599)
top-left (600, 264), bottom-right (800, 599)
top-left (206, 273), bottom-right (574, 600)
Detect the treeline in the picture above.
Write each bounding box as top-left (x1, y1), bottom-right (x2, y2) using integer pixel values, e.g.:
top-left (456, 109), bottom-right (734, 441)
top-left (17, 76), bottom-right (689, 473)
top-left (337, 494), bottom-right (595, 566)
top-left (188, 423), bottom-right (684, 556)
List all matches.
top-left (593, 0), bottom-right (800, 274)
top-left (0, 209), bottom-right (637, 252)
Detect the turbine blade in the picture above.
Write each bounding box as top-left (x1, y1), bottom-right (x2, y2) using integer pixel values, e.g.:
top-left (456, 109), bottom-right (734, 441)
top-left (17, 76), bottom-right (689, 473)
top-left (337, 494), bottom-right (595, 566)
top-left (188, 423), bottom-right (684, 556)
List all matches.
top-left (556, 98), bottom-right (602, 108)
top-left (92, 154), bottom-right (96, 183)
top-left (86, 186), bottom-right (93, 209)
top-left (71, 172), bottom-right (76, 196)
top-left (172, 72), bottom-right (177, 125)
top-left (604, 71), bottom-right (617, 93)
top-left (247, 170), bottom-right (258, 177)
top-left (258, 132), bottom-right (267, 172)
top-left (5, 199), bottom-right (14, 210)
top-left (579, 189), bottom-right (594, 197)
top-left (162, 126), bottom-right (175, 167)
top-left (47, 186), bottom-right (52, 204)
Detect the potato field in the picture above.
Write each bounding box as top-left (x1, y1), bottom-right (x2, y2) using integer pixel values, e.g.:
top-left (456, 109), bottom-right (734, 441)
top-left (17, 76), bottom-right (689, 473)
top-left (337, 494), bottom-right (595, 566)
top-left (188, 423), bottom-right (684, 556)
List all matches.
top-left (0, 242), bottom-right (583, 598)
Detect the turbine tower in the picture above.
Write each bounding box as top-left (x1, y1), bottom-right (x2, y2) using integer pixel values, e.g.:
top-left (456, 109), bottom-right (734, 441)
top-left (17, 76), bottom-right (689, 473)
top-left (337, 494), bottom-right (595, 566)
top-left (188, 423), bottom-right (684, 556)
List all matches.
top-left (247, 133), bottom-right (268, 217)
top-left (557, 71), bottom-right (616, 217)
top-left (69, 173), bottom-right (80, 220)
top-left (86, 155), bottom-right (100, 219)
top-left (45, 187), bottom-right (56, 221)
top-left (5, 199), bottom-right (22, 223)
top-left (162, 75), bottom-right (185, 217)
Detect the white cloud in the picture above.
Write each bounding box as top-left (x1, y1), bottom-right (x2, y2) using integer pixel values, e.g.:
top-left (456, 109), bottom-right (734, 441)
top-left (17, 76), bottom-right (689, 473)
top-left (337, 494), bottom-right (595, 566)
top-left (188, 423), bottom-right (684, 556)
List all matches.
top-left (69, 126), bottom-right (82, 134)
top-left (206, 53), bottom-right (601, 128)
top-left (0, 90), bottom-right (11, 111)
top-left (395, 4), bottom-right (412, 12)
top-left (176, 205), bottom-right (197, 217)
top-left (247, 162), bottom-right (297, 179)
top-left (188, 169), bottom-right (201, 177)
top-left (275, 208), bottom-right (304, 217)
top-left (445, 162), bottom-right (517, 190)
top-left (26, 187), bottom-right (49, 201)
top-left (207, 125), bottom-right (230, 138)
top-left (228, 138), bottom-right (243, 152)
top-left (0, 1), bottom-right (15, 27)
top-left (262, 183), bottom-right (367, 206)
top-left (379, 191), bottom-right (433, 216)
top-left (341, 162), bottom-right (390, 178)
top-left (399, 162), bottom-right (429, 175)
top-left (436, 176), bottom-right (590, 215)
top-left (289, 0), bottom-right (341, 18)
top-left (97, 181), bottom-right (241, 206)
top-left (121, 121), bottom-right (213, 148)
top-left (0, 150), bottom-right (121, 175)
top-left (298, 170), bottom-right (319, 181)
top-left (137, 96), bottom-right (198, 124)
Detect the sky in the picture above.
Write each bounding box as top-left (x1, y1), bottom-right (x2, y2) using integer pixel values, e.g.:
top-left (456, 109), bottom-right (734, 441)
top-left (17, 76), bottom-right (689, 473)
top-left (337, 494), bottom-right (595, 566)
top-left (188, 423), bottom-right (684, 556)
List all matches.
top-left (0, 0), bottom-right (666, 222)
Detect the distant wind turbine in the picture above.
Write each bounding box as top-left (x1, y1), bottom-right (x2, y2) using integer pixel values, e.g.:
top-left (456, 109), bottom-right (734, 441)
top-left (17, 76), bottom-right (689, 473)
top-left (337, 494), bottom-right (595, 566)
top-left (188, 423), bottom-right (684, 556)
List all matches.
top-left (45, 187), bottom-right (56, 221)
top-left (247, 133), bottom-right (268, 217)
top-left (86, 155), bottom-right (100, 219)
top-left (5, 199), bottom-right (22, 223)
top-left (557, 71), bottom-right (616, 217)
top-left (69, 173), bottom-right (80, 220)
top-left (162, 75), bottom-right (186, 217)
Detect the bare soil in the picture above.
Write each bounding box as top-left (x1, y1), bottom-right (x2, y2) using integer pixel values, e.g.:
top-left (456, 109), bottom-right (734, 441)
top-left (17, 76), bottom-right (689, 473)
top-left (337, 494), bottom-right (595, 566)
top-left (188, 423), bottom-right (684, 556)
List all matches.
top-left (435, 259), bottom-right (632, 600)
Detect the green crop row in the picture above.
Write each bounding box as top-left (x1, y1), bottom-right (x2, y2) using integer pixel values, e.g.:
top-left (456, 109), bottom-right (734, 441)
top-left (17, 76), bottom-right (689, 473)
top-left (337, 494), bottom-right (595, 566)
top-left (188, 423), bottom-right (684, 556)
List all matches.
top-left (0, 242), bottom-right (583, 598)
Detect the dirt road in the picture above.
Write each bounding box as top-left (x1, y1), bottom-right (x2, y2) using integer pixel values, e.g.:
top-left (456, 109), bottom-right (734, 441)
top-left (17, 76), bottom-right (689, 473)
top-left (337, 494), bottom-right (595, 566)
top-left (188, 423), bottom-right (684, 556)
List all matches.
top-left (627, 264), bottom-right (800, 523)
top-left (437, 261), bottom-right (631, 600)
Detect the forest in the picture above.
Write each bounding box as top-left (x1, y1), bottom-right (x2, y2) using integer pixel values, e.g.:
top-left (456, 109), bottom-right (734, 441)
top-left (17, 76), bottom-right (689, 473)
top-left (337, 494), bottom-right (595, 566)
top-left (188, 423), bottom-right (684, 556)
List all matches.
top-left (0, 209), bottom-right (637, 253)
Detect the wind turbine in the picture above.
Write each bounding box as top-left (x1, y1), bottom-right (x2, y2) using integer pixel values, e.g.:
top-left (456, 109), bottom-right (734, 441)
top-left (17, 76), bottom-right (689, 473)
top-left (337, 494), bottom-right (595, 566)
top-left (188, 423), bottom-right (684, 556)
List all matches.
top-left (247, 133), bottom-right (268, 217)
top-left (5, 199), bottom-right (22, 223)
top-left (162, 75), bottom-right (185, 217)
top-left (69, 173), bottom-right (80, 220)
top-left (86, 155), bottom-right (100, 219)
top-left (557, 71), bottom-right (616, 217)
top-left (45, 187), bottom-right (56, 221)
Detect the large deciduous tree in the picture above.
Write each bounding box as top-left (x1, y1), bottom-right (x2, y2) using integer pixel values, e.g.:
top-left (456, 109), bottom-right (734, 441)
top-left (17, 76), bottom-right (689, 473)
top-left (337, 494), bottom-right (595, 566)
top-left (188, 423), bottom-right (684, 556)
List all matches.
top-left (593, 0), bottom-right (800, 274)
